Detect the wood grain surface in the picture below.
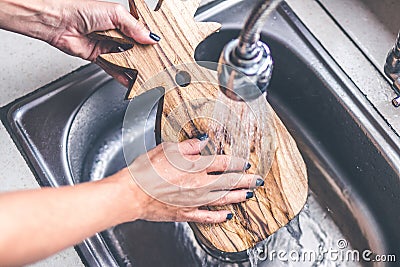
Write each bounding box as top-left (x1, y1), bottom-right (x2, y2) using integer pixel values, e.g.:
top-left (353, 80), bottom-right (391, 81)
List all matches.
top-left (93, 0), bottom-right (308, 253)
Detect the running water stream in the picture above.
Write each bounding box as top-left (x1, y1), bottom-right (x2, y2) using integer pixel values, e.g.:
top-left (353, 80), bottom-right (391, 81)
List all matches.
top-left (206, 90), bottom-right (277, 183)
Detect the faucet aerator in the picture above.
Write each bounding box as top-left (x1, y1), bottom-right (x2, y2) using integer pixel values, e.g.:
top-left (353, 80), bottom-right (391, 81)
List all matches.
top-left (216, 0), bottom-right (282, 101)
top-left (218, 39), bottom-right (273, 102)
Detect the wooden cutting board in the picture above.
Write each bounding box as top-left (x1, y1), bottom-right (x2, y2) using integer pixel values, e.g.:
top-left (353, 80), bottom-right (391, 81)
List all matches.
top-left (93, 0), bottom-right (308, 253)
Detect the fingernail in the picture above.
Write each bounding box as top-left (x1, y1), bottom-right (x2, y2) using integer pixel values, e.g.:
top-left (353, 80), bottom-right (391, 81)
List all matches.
top-left (149, 32), bottom-right (161, 42)
top-left (256, 178), bottom-right (265, 187)
top-left (226, 213), bottom-right (233, 220)
top-left (246, 191), bottom-right (254, 199)
top-left (196, 133), bottom-right (208, 141)
top-left (245, 162), bottom-right (251, 170)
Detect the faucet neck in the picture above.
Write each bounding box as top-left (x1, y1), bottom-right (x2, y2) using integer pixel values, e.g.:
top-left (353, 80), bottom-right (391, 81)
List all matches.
top-left (236, 0), bottom-right (283, 58)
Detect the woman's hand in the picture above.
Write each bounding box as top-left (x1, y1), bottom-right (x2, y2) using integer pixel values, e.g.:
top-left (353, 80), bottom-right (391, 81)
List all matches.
top-left (50, 0), bottom-right (158, 59)
top-left (0, 0), bottom-right (159, 86)
top-left (121, 137), bottom-right (263, 224)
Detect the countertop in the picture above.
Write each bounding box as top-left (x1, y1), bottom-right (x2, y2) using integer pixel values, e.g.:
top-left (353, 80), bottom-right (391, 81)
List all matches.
top-left (0, 0), bottom-right (398, 266)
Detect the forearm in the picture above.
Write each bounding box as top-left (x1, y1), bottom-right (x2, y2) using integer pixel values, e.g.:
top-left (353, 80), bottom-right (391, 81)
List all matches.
top-left (0, 171), bottom-right (139, 266)
top-left (0, 0), bottom-right (62, 42)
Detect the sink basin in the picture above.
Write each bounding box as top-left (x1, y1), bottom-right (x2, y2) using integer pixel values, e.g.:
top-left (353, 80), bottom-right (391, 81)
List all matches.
top-left (1, 1), bottom-right (399, 266)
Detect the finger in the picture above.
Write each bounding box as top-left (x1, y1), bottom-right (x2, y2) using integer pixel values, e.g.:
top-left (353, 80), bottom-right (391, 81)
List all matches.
top-left (178, 154), bottom-right (247, 174)
top-left (184, 209), bottom-right (233, 224)
top-left (112, 4), bottom-right (160, 44)
top-left (205, 155), bottom-right (249, 173)
top-left (208, 173), bottom-right (263, 191)
top-left (178, 136), bottom-right (209, 155)
top-left (208, 190), bottom-right (254, 206)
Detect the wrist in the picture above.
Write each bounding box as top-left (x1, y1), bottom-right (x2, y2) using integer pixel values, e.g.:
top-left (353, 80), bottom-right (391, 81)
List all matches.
top-left (106, 168), bottom-right (145, 224)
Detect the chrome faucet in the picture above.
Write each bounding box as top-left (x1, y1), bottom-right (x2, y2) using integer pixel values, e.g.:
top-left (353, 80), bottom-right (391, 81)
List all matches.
top-left (384, 32), bottom-right (400, 107)
top-left (218, 0), bottom-right (283, 101)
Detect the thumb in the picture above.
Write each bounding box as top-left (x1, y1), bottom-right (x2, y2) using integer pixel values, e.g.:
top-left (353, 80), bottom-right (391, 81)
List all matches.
top-left (112, 5), bottom-right (160, 44)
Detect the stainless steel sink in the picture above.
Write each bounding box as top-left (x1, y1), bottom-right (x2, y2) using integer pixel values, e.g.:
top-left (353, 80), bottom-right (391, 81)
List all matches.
top-left (1, 1), bottom-right (399, 266)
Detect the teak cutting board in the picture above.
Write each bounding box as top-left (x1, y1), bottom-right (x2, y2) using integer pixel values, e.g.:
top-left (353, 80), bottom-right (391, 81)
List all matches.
top-left (93, 0), bottom-right (308, 252)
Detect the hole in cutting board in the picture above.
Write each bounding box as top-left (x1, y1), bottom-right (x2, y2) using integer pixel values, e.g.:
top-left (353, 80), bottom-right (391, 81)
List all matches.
top-left (175, 70), bottom-right (191, 87)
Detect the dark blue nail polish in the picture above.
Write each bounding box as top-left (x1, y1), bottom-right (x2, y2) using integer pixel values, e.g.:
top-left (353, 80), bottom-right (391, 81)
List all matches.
top-left (226, 213), bottom-right (233, 220)
top-left (246, 191), bottom-right (254, 199)
top-left (256, 178), bottom-right (265, 187)
top-left (245, 162), bottom-right (251, 170)
top-left (196, 133), bottom-right (208, 141)
top-left (149, 32), bottom-right (161, 42)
